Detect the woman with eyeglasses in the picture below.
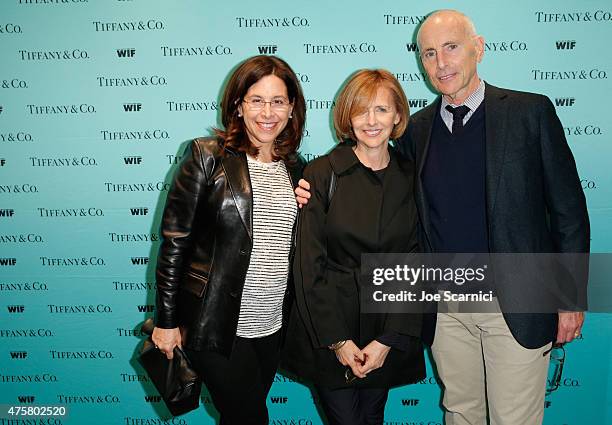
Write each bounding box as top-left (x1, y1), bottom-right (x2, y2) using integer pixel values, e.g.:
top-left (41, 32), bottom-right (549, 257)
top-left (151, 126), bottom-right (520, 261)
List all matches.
top-left (282, 69), bottom-right (425, 425)
top-left (152, 55), bottom-right (306, 424)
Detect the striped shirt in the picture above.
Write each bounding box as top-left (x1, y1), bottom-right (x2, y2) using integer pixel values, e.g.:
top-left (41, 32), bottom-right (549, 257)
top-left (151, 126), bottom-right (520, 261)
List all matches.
top-left (236, 155), bottom-right (297, 338)
top-left (440, 79), bottom-right (486, 132)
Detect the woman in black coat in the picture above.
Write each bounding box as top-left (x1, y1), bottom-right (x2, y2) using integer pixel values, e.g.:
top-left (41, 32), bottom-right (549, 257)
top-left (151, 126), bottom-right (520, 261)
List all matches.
top-left (152, 55), bottom-right (306, 424)
top-left (283, 69), bottom-right (425, 425)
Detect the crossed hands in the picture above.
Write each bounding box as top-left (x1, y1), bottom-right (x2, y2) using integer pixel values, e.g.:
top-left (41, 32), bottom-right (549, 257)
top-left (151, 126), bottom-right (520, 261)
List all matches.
top-left (334, 339), bottom-right (391, 379)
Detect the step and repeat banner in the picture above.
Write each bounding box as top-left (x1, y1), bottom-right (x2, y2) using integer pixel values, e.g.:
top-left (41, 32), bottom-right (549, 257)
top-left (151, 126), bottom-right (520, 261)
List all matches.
top-left (1, 0), bottom-right (611, 424)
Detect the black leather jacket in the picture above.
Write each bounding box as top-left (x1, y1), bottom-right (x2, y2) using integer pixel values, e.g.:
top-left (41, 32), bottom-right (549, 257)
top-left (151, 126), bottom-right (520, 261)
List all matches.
top-left (154, 137), bottom-right (305, 356)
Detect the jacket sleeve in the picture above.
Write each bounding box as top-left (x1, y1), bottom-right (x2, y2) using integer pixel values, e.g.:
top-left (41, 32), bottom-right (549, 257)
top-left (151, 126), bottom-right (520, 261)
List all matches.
top-left (155, 140), bottom-right (210, 328)
top-left (376, 332), bottom-right (415, 351)
top-left (538, 96), bottom-right (590, 310)
top-left (293, 159), bottom-right (350, 348)
top-left (394, 124), bottom-right (417, 162)
top-left (381, 310), bottom-right (423, 340)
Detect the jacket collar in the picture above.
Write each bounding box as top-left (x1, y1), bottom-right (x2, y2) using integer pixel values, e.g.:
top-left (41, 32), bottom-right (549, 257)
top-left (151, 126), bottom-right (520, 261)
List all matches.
top-left (329, 141), bottom-right (359, 175)
top-left (329, 140), bottom-right (403, 175)
top-left (221, 152), bottom-right (252, 240)
top-left (221, 142), bottom-right (239, 156)
top-left (220, 146), bottom-right (304, 241)
top-left (328, 140), bottom-right (414, 236)
top-left (483, 82), bottom-right (509, 220)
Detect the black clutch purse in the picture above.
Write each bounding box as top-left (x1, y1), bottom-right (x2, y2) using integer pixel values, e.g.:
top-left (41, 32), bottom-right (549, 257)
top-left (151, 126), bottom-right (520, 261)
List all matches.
top-left (138, 318), bottom-right (202, 416)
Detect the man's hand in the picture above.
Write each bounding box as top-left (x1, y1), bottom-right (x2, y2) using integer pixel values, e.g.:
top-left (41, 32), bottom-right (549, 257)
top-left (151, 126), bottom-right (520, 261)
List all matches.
top-left (295, 179), bottom-right (311, 208)
top-left (356, 340), bottom-right (391, 376)
top-left (556, 311), bottom-right (584, 344)
top-left (152, 327), bottom-right (182, 360)
top-left (335, 340), bottom-right (367, 379)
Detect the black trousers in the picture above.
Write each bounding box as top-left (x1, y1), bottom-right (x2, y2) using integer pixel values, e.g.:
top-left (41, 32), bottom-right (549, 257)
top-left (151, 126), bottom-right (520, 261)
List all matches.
top-left (316, 386), bottom-right (389, 425)
top-left (186, 330), bottom-right (281, 425)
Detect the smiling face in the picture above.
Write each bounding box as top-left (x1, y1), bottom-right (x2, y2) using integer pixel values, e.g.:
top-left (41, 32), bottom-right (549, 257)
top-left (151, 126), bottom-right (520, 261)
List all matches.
top-left (418, 11), bottom-right (484, 104)
top-left (350, 86), bottom-right (401, 150)
top-left (238, 74), bottom-right (293, 152)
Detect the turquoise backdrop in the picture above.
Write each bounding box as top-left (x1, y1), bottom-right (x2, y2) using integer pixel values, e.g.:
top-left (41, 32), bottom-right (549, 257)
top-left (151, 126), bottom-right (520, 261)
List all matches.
top-left (1, 1), bottom-right (610, 424)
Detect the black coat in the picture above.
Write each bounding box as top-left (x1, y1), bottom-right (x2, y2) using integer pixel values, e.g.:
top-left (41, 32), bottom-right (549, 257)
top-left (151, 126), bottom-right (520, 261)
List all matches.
top-left (397, 83), bottom-right (590, 348)
top-left (155, 137), bottom-right (305, 356)
top-left (282, 143), bottom-right (425, 389)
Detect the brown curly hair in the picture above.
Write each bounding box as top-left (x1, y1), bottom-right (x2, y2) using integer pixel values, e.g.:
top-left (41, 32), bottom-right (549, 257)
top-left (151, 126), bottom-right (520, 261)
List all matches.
top-left (214, 55), bottom-right (306, 161)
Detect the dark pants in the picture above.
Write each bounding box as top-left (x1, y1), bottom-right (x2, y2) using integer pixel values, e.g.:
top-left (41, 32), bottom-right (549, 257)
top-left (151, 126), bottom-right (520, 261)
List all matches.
top-left (316, 386), bottom-right (389, 425)
top-left (186, 330), bottom-right (281, 425)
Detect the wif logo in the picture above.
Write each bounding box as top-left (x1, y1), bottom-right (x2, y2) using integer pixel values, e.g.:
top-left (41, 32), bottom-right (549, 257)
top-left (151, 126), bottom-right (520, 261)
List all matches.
top-left (258, 45), bottom-right (278, 54)
top-left (131, 257), bottom-right (149, 265)
top-left (0, 159), bottom-right (6, 166)
top-left (555, 98), bottom-right (575, 107)
top-left (123, 103), bottom-right (142, 112)
top-left (130, 208), bottom-right (149, 216)
top-left (556, 40), bottom-right (576, 50)
top-left (17, 396), bottom-right (35, 404)
top-left (123, 156), bottom-right (143, 165)
top-left (401, 399), bottom-right (419, 406)
top-left (0, 209), bottom-right (15, 217)
top-left (117, 48), bottom-right (136, 58)
top-left (0, 258), bottom-right (17, 266)
top-left (406, 43), bottom-right (419, 52)
top-left (137, 305), bottom-right (155, 313)
top-left (144, 395), bottom-right (162, 403)
top-left (10, 351), bottom-right (28, 359)
top-left (408, 99), bottom-right (429, 108)
top-left (270, 396), bottom-right (288, 404)
top-left (7, 305), bottom-right (25, 313)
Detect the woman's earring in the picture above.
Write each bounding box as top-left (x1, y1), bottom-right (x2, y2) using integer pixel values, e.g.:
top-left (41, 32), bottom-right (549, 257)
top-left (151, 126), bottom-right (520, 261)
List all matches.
top-left (238, 112), bottom-right (242, 117)
top-left (289, 114), bottom-right (293, 118)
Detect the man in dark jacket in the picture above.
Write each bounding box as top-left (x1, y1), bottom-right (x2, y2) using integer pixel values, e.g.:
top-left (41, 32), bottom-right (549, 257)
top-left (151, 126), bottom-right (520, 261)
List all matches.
top-left (396, 9), bottom-right (589, 425)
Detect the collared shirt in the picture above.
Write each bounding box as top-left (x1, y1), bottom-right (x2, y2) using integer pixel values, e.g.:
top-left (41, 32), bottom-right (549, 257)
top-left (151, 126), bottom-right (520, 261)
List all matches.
top-left (440, 80), bottom-right (485, 132)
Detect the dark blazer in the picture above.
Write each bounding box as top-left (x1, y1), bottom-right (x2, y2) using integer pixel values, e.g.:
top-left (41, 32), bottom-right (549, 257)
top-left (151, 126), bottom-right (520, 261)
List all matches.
top-left (397, 83), bottom-right (590, 348)
top-left (282, 143), bottom-right (425, 389)
top-left (155, 137), bottom-right (305, 357)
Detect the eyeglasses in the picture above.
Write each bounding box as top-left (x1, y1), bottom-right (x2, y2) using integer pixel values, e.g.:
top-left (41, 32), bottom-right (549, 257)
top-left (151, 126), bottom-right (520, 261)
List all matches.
top-left (242, 97), bottom-right (291, 112)
top-left (545, 343), bottom-right (565, 395)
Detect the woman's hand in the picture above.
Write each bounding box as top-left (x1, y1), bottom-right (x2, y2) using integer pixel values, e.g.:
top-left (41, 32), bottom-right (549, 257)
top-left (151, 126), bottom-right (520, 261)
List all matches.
top-left (295, 179), bottom-right (311, 208)
top-left (357, 340), bottom-right (391, 376)
top-left (152, 327), bottom-right (182, 360)
top-left (334, 340), bottom-right (367, 379)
